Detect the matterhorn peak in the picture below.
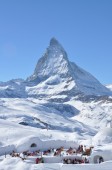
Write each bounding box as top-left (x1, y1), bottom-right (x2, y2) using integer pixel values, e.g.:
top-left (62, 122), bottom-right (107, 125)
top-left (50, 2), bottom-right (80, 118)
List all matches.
top-left (50, 37), bottom-right (61, 46)
top-left (27, 38), bottom-right (71, 82)
top-left (49, 37), bottom-right (66, 54)
top-left (26, 38), bottom-right (111, 97)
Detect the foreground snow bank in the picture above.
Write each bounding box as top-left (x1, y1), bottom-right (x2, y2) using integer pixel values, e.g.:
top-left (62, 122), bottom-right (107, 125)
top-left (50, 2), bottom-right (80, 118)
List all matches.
top-left (0, 157), bottom-right (31, 170)
top-left (0, 157), bottom-right (112, 170)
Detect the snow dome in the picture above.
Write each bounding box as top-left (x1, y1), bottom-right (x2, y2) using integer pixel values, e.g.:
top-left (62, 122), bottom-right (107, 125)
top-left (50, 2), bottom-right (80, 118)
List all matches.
top-left (90, 144), bottom-right (112, 163)
top-left (93, 127), bottom-right (112, 145)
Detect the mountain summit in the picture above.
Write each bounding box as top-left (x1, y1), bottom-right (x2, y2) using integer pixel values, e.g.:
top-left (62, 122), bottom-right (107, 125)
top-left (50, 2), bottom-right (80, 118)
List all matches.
top-left (27, 38), bottom-right (111, 98)
top-left (27, 37), bottom-right (70, 83)
top-left (0, 38), bottom-right (111, 98)
top-left (1, 39), bottom-right (112, 159)
top-left (50, 37), bottom-right (61, 46)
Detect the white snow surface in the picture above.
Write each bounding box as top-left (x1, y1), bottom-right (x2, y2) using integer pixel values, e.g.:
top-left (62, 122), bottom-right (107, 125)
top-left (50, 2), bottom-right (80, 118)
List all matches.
top-left (0, 157), bottom-right (112, 170)
top-left (0, 38), bottom-right (112, 169)
top-left (93, 128), bottom-right (112, 145)
top-left (106, 84), bottom-right (112, 91)
top-left (0, 97), bottom-right (112, 169)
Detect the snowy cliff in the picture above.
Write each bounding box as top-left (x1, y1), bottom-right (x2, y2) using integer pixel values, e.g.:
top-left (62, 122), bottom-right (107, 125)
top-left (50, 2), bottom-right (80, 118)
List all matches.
top-left (0, 38), bottom-right (111, 98)
top-left (26, 38), bottom-right (111, 98)
top-left (0, 38), bottom-right (112, 145)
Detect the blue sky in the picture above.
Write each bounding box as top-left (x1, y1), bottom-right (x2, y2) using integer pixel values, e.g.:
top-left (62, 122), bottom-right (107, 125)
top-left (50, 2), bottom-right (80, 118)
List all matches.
top-left (0, 0), bottom-right (112, 84)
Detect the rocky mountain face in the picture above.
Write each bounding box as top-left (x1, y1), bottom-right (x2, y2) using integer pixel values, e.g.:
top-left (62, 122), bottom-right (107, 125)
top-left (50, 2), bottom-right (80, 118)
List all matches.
top-left (106, 84), bottom-right (112, 91)
top-left (28, 38), bottom-right (111, 96)
top-left (0, 38), bottom-right (112, 132)
top-left (0, 79), bottom-right (27, 98)
top-left (0, 38), bottom-right (111, 100)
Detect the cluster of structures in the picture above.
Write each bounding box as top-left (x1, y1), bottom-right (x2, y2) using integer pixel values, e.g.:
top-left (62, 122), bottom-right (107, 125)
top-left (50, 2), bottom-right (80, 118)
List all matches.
top-left (1, 135), bottom-right (112, 165)
top-left (9, 145), bottom-right (94, 164)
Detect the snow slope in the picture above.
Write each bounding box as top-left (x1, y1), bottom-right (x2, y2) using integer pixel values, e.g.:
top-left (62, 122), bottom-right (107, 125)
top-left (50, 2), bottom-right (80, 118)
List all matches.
top-left (106, 84), bottom-right (112, 91)
top-left (0, 38), bottom-right (111, 132)
top-left (0, 98), bottom-right (96, 142)
top-left (0, 79), bottom-right (26, 98)
top-left (93, 128), bottom-right (112, 145)
top-left (0, 157), bottom-right (112, 170)
top-left (0, 38), bottom-right (111, 143)
top-left (67, 97), bottom-right (112, 129)
top-left (0, 38), bottom-right (112, 169)
top-left (27, 38), bottom-right (111, 97)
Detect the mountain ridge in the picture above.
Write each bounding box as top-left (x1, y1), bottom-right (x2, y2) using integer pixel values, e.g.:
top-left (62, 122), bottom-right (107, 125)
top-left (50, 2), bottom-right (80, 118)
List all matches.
top-left (0, 38), bottom-right (111, 98)
top-left (25, 38), bottom-right (112, 98)
top-left (0, 38), bottom-right (112, 142)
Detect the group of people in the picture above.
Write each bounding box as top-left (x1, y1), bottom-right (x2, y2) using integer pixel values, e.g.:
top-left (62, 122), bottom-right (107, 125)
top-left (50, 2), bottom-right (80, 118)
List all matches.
top-left (10, 150), bottom-right (41, 160)
top-left (9, 145), bottom-right (92, 164)
top-left (10, 151), bottom-right (20, 158)
top-left (35, 157), bottom-right (44, 164)
top-left (63, 157), bottom-right (89, 164)
top-left (23, 150), bottom-right (40, 156)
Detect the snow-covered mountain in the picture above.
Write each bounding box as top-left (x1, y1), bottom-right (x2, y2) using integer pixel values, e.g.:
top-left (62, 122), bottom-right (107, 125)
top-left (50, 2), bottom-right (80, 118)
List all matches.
top-left (26, 38), bottom-right (111, 99)
top-left (0, 79), bottom-right (27, 98)
top-left (0, 38), bottom-right (111, 99)
top-left (0, 38), bottom-right (112, 149)
top-left (106, 84), bottom-right (112, 91)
